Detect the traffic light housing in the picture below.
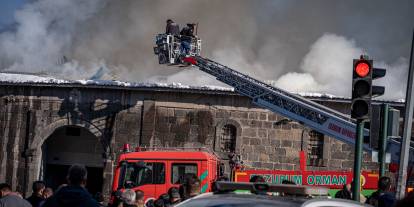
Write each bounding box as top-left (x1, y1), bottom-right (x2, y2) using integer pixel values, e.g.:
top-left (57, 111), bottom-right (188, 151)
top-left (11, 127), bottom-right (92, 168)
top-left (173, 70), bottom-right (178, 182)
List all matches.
top-left (351, 57), bottom-right (386, 120)
top-left (351, 59), bottom-right (372, 120)
top-left (372, 68), bottom-right (386, 97)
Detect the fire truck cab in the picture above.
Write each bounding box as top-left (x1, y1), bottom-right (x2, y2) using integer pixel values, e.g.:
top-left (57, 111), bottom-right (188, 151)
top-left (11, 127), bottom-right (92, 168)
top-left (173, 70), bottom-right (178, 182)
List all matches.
top-left (111, 147), bottom-right (220, 203)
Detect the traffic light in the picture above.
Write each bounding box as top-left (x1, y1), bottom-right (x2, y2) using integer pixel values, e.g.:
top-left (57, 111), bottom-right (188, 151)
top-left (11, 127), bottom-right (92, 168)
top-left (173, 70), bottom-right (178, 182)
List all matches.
top-left (351, 56), bottom-right (386, 120)
top-left (372, 67), bottom-right (386, 97)
top-left (351, 58), bottom-right (372, 120)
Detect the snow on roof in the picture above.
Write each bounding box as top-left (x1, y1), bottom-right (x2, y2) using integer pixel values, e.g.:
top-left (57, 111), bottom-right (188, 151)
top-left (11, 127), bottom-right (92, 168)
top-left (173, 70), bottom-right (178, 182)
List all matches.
top-left (0, 72), bottom-right (69, 84)
top-left (296, 92), bottom-right (344, 99)
top-left (0, 72), bottom-right (405, 102)
top-left (0, 72), bottom-right (234, 92)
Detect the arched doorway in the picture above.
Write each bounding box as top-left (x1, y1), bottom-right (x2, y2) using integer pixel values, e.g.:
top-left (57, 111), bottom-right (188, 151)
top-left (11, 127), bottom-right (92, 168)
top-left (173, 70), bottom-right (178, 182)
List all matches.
top-left (40, 125), bottom-right (104, 195)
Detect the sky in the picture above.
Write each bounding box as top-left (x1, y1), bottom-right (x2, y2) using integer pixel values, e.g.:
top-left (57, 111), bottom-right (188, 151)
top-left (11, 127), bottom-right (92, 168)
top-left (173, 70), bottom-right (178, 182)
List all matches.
top-left (0, 0), bottom-right (26, 28)
top-left (0, 0), bottom-right (413, 100)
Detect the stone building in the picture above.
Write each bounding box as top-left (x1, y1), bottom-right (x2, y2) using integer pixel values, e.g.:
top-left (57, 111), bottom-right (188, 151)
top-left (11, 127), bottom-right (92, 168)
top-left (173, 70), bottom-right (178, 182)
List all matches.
top-left (0, 77), bottom-right (404, 197)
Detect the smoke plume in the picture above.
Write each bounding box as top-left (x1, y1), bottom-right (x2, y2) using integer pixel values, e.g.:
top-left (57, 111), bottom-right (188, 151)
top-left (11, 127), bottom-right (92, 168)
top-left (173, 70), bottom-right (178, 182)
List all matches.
top-left (0, 0), bottom-right (413, 100)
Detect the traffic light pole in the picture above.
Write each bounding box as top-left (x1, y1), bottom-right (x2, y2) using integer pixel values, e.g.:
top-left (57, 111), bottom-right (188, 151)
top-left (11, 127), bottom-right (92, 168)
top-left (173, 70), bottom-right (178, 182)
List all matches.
top-left (353, 120), bottom-right (365, 202)
top-left (396, 29), bottom-right (414, 199)
top-left (379, 104), bottom-right (389, 177)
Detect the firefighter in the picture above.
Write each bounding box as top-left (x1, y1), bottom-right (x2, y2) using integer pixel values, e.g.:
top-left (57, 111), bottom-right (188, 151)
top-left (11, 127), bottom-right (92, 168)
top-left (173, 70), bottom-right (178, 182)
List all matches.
top-left (180, 23), bottom-right (195, 56)
top-left (165, 19), bottom-right (180, 36)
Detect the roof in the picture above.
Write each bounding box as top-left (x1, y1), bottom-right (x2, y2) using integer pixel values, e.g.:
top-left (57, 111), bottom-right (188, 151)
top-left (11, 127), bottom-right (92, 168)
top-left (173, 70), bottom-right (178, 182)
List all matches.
top-left (0, 72), bottom-right (405, 104)
top-left (119, 150), bottom-right (219, 161)
top-left (0, 72), bottom-right (236, 95)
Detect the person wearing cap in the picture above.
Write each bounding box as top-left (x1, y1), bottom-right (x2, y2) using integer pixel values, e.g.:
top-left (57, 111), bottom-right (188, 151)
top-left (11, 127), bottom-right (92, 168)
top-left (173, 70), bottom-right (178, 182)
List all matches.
top-left (180, 23), bottom-right (195, 56)
top-left (168, 187), bottom-right (181, 205)
top-left (165, 19), bottom-right (180, 36)
top-left (121, 189), bottom-right (137, 207)
top-left (135, 190), bottom-right (144, 207)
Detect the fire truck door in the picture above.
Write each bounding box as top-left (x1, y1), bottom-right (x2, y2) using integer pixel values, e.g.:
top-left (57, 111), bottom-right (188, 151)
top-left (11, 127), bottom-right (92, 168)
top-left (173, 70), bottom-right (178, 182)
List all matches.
top-left (170, 161), bottom-right (200, 187)
top-left (132, 161), bottom-right (166, 201)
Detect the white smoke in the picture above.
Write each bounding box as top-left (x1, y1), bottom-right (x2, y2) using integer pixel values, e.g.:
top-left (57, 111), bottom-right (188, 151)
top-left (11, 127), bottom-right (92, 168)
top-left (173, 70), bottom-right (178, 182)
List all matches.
top-left (373, 58), bottom-right (408, 100)
top-left (149, 69), bottom-right (223, 87)
top-left (273, 34), bottom-right (408, 100)
top-left (0, 0), bottom-right (411, 101)
top-left (0, 0), bottom-right (106, 78)
top-left (274, 72), bottom-right (323, 93)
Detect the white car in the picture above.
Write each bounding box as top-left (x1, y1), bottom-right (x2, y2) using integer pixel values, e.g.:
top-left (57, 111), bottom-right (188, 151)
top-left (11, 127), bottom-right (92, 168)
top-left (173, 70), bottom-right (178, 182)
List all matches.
top-left (175, 182), bottom-right (372, 207)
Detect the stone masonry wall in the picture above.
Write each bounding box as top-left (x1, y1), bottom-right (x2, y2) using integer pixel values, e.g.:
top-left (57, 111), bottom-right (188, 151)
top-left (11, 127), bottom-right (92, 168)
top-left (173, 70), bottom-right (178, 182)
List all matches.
top-left (0, 84), bottom-right (398, 197)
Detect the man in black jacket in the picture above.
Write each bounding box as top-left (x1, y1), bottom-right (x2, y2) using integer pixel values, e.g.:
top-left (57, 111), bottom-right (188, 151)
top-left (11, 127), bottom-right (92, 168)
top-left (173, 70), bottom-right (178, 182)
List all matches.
top-left (26, 180), bottom-right (45, 207)
top-left (180, 23), bottom-right (195, 56)
top-left (43, 164), bottom-right (99, 207)
top-left (165, 19), bottom-right (180, 36)
top-left (367, 176), bottom-right (396, 207)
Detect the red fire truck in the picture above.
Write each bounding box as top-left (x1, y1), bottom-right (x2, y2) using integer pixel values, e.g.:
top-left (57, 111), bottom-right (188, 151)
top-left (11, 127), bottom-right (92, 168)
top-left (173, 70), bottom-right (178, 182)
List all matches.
top-left (111, 145), bottom-right (382, 203)
top-left (111, 146), bottom-right (221, 203)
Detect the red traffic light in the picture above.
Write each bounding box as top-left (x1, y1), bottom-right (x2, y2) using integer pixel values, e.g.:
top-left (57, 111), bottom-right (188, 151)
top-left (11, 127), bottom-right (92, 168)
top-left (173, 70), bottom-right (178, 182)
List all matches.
top-left (355, 62), bottom-right (370, 77)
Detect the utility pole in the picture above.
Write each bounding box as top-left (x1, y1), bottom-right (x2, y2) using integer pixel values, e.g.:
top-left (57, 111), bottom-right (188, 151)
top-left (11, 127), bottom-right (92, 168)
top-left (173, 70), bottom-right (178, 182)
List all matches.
top-left (379, 104), bottom-right (389, 177)
top-left (353, 120), bottom-right (365, 201)
top-left (396, 29), bottom-right (414, 199)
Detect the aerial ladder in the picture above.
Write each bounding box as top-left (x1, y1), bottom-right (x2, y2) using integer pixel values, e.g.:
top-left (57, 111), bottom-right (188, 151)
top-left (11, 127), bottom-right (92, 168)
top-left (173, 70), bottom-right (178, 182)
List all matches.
top-left (154, 34), bottom-right (413, 164)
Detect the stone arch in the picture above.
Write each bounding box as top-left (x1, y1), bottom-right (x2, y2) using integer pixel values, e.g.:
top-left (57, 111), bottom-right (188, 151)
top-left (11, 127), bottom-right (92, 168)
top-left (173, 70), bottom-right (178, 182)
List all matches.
top-left (26, 118), bottom-right (106, 195)
top-left (30, 118), bottom-right (103, 152)
top-left (214, 119), bottom-right (242, 155)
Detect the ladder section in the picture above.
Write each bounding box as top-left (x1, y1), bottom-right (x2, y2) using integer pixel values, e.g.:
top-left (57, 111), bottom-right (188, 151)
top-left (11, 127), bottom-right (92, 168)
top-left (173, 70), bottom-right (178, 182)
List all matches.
top-left (184, 56), bottom-right (371, 151)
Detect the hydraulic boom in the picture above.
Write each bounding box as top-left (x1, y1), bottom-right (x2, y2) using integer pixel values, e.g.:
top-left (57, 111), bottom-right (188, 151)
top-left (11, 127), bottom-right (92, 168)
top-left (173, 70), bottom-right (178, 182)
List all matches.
top-left (183, 56), bottom-right (371, 150)
top-left (153, 34), bottom-right (412, 163)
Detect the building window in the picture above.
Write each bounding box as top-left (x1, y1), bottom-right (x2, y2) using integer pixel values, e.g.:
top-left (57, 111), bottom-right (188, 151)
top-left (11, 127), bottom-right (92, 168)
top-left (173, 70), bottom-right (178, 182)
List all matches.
top-left (220, 124), bottom-right (237, 153)
top-left (308, 130), bottom-right (324, 166)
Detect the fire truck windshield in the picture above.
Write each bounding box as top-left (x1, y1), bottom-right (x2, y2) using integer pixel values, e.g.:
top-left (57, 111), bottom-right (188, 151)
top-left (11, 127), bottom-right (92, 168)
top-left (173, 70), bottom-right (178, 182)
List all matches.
top-left (120, 162), bottom-right (165, 188)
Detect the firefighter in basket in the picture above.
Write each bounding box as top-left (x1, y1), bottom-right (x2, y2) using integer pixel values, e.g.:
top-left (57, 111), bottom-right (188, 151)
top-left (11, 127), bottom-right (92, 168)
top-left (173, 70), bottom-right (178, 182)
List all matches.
top-left (180, 23), bottom-right (196, 57)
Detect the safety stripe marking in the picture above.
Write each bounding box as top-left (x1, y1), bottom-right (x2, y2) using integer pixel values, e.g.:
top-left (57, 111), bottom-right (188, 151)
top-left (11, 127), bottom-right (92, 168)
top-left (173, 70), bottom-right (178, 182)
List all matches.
top-left (201, 183), bottom-right (209, 193)
top-left (200, 170), bottom-right (208, 181)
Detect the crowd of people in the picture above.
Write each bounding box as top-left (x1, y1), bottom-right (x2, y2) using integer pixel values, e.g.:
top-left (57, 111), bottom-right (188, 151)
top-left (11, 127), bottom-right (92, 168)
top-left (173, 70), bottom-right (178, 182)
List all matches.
top-left (0, 164), bottom-right (201, 207)
top-left (334, 176), bottom-right (414, 207)
top-left (1, 164), bottom-right (413, 207)
top-left (0, 164), bottom-right (101, 207)
top-left (112, 173), bottom-right (201, 207)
